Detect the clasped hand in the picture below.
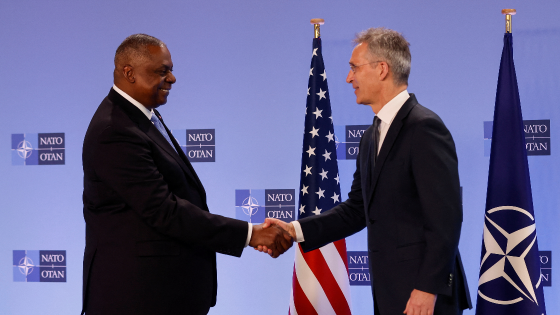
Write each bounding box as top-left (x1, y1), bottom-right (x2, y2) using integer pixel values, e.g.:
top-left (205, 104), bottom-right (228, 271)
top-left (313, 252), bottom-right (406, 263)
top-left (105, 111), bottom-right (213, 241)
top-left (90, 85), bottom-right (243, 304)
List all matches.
top-left (250, 218), bottom-right (296, 258)
top-left (249, 219), bottom-right (294, 258)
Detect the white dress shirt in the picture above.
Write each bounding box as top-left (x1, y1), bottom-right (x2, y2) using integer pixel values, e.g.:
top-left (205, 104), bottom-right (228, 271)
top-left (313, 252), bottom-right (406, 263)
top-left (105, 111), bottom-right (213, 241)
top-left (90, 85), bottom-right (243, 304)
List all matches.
top-left (292, 90), bottom-right (410, 242)
top-left (113, 84), bottom-right (153, 120)
top-left (376, 90), bottom-right (410, 153)
top-left (112, 85), bottom-right (253, 246)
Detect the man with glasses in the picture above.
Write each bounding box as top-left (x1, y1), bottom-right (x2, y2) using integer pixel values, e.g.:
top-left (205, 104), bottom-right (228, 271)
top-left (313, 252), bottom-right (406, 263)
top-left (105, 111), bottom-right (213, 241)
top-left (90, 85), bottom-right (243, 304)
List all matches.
top-left (264, 28), bottom-right (472, 315)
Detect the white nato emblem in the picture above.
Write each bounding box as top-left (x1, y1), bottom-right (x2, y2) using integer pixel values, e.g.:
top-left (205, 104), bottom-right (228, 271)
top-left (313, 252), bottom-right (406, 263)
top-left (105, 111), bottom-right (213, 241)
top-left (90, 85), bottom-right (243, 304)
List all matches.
top-left (18, 256), bottom-right (35, 276)
top-left (478, 206), bottom-right (541, 305)
top-left (334, 134), bottom-right (340, 150)
top-left (241, 196), bottom-right (260, 223)
top-left (16, 140), bottom-right (33, 159)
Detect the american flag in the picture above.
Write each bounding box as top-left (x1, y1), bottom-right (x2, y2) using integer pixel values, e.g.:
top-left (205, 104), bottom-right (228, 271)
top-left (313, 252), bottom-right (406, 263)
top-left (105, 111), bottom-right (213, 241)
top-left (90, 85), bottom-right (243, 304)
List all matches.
top-left (289, 37), bottom-right (352, 315)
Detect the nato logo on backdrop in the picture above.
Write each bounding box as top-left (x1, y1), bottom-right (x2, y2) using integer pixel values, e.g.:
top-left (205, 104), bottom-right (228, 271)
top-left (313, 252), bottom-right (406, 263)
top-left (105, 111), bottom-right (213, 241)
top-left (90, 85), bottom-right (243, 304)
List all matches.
top-left (484, 120), bottom-right (551, 156)
top-left (172, 129), bottom-right (215, 162)
top-left (346, 250), bottom-right (551, 287)
top-left (11, 133), bottom-right (65, 165)
top-left (540, 251), bottom-right (552, 287)
top-left (235, 189), bottom-right (295, 223)
top-left (347, 251), bottom-right (370, 285)
top-left (13, 250), bottom-right (66, 282)
top-left (333, 125), bottom-right (370, 160)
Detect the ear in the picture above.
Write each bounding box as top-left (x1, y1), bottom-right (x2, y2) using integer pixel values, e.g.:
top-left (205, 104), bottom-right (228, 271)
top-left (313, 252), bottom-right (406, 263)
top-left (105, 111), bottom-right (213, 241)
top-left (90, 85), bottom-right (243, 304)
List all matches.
top-left (378, 62), bottom-right (390, 81)
top-left (123, 65), bottom-right (135, 83)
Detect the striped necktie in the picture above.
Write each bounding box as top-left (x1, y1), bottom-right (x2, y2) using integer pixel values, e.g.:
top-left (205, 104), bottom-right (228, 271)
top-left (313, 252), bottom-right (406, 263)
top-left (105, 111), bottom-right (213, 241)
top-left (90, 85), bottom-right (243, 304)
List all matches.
top-left (150, 113), bottom-right (177, 153)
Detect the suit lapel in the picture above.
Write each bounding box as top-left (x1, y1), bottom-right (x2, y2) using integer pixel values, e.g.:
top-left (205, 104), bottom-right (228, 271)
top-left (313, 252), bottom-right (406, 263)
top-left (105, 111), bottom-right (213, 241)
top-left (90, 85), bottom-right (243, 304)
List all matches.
top-left (154, 109), bottom-right (207, 198)
top-left (365, 94), bottom-right (418, 209)
top-left (109, 89), bottom-right (206, 198)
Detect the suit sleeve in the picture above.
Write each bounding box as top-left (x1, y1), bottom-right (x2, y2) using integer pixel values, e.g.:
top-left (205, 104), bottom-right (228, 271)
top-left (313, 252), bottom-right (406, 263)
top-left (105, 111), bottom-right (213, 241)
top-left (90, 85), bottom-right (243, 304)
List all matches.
top-left (299, 136), bottom-right (368, 252)
top-left (92, 125), bottom-right (248, 257)
top-left (411, 116), bottom-right (462, 296)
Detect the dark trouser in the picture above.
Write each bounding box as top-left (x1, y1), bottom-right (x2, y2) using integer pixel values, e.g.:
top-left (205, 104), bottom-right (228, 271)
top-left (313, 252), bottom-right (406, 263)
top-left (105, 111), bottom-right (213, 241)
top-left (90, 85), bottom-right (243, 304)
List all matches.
top-left (84, 307), bottom-right (210, 315)
top-left (373, 291), bottom-right (465, 315)
top-left (191, 308), bottom-right (210, 315)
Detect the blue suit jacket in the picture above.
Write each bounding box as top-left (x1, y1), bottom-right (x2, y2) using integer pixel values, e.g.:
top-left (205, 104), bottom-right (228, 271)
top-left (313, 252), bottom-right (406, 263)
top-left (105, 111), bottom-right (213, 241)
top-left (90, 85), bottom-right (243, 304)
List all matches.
top-left (299, 94), bottom-right (472, 314)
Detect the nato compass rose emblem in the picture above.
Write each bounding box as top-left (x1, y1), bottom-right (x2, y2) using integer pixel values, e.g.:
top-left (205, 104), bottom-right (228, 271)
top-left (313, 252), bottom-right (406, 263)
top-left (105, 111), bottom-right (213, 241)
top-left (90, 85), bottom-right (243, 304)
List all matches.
top-left (16, 140), bottom-right (33, 159)
top-left (18, 256), bottom-right (35, 277)
top-left (334, 133), bottom-right (340, 150)
top-left (241, 196), bottom-right (260, 223)
top-left (478, 206), bottom-right (542, 306)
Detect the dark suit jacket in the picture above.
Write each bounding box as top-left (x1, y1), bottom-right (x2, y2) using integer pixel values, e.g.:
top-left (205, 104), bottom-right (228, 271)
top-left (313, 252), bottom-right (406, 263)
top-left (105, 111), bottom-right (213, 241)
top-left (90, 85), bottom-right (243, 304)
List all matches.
top-left (81, 88), bottom-right (248, 315)
top-left (299, 94), bottom-right (472, 314)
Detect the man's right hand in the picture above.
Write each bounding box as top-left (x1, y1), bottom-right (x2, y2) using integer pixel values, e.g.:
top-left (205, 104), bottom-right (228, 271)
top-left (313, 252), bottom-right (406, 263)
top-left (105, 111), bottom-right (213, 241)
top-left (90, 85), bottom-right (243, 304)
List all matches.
top-left (263, 218), bottom-right (296, 238)
top-left (254, 218), bottom-right (297, 255)
top-left (249, 223), bottom-right (293, 258)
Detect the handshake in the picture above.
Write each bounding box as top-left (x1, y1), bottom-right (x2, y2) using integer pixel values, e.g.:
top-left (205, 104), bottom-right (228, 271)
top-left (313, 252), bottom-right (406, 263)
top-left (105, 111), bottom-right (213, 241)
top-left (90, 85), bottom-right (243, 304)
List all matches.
top-left (248, 218), bottom-right (296, 258)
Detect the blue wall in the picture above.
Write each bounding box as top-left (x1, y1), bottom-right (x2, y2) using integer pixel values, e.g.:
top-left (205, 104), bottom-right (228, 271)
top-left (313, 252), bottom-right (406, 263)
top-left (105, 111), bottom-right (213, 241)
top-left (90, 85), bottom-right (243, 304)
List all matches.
top-left (1, 0), bottom-right (558, 314)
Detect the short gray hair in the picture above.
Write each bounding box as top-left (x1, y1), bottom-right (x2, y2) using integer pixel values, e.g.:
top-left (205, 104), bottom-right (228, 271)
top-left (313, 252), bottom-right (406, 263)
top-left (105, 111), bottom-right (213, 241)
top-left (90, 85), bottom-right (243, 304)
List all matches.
top-left (354, 28), bottom-right (411, 86)
top-left (114, 34), bottom-right (165, 68)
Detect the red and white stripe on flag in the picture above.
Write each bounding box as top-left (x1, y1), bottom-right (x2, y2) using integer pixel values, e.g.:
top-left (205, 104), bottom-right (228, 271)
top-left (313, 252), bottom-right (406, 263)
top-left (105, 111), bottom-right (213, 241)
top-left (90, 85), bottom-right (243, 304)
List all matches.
top-left (292, 36), bottom-right (352, 315)
top-left (289, 240), bottom-right (352, 315)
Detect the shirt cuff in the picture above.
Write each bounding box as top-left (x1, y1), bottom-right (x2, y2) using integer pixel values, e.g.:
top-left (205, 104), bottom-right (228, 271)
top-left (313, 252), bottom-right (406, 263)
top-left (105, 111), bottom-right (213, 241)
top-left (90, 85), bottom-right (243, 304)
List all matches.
top-left (291, 221), bottom-right (305, 243)
top-left (245, 223), bottom-right (253, 247)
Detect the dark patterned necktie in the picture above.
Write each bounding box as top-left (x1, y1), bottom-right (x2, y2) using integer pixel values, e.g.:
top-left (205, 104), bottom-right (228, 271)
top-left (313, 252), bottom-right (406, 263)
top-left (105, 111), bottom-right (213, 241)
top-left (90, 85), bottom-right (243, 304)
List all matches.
top-left (372, 116), bottom-right (381, 164)
top-left (367, 116), bottom-right (381, 188)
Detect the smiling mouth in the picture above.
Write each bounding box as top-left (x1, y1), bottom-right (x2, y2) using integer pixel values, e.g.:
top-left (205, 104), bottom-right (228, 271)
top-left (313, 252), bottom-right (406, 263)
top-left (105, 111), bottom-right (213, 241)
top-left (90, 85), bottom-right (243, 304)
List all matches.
top-left (160, 88), bottom-right (170, 93)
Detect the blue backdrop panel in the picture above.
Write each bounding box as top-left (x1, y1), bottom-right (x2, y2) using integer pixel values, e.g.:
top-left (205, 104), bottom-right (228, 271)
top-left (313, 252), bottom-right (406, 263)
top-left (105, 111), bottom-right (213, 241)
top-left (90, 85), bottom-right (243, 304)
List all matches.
top-left (0, 1), bottom-right (558, 314)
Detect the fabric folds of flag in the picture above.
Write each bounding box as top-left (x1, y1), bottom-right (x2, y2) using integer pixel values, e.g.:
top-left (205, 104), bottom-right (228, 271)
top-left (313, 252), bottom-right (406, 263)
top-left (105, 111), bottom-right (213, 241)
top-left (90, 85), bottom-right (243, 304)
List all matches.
top-left (475, 33), bottom-right (546, 315)
top-left (289, 38), bottom-right (352, 315)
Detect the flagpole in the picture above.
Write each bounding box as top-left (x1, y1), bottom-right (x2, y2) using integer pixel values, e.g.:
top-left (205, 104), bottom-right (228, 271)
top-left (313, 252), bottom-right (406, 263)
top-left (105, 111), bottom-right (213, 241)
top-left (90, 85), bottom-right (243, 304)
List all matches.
top-left (289, 17), bottom-right (353, 315)
top-left (475, 7), bottom-right (547, 315)
top-left (501, 9), bottom-right (516, 33)
top-left (310, 18), bottom-right (324, 39)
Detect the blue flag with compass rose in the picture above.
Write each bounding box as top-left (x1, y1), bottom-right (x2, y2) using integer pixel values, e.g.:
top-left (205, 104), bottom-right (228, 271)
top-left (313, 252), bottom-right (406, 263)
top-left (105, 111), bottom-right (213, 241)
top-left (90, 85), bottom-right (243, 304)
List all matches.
top-left (475, 33), bottom-right (546, 315)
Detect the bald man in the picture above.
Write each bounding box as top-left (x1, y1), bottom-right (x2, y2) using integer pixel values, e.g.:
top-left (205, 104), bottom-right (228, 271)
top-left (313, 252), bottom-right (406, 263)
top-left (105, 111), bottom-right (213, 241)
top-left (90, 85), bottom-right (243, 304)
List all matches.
top-left (81, 34), bottom-right (292, 315)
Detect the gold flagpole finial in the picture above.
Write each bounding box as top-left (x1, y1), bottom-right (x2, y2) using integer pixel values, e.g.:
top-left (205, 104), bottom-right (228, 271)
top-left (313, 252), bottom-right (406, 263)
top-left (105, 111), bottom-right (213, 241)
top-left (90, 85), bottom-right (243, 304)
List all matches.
top-left (502, 9), bottom-right (517, 33)
top-left (310, 19), bottom-right (325, 38)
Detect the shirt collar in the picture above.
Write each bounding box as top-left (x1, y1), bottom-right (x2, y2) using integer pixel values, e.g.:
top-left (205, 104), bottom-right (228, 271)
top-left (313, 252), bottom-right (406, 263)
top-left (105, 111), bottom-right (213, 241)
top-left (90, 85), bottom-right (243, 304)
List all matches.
top-left (376, 90), bottom-right (410, 125)
top-left (112, 84), bottom-right (153, 120)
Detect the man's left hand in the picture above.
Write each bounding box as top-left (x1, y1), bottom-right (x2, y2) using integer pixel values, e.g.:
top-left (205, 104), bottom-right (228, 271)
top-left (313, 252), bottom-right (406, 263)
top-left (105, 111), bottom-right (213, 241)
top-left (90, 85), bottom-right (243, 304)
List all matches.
top-left (403, 289), bottom-right (437, 315)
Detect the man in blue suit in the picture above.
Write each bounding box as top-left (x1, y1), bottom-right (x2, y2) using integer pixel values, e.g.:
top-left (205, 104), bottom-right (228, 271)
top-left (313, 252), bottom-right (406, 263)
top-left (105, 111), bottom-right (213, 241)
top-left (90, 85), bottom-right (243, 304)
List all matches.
top-left (264, 28), bottom-right (472, 315)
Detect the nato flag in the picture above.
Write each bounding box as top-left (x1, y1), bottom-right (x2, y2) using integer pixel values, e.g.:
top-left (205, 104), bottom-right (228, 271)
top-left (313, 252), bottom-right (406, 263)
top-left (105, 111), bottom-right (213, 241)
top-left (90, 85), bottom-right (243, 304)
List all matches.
top-left (475, 33), bottom-right (546, 315)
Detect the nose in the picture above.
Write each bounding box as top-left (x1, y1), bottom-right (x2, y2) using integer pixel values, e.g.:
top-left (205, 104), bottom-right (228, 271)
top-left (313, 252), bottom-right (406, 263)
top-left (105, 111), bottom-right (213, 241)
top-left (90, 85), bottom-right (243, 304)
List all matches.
top-left (346, 70), bottom-right (353, 83)
top-left (167, 72), bottom-right (176, 84)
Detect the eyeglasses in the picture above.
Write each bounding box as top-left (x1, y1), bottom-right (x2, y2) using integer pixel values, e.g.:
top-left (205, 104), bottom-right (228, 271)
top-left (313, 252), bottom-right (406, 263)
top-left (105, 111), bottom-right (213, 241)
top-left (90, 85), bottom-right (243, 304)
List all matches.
top-left (349, 60), bottom-right (382, 73)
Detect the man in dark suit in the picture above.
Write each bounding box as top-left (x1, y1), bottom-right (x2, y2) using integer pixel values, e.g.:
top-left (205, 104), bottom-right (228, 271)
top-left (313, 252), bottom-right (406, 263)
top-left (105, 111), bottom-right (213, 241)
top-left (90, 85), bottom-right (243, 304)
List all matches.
top-left (81, 34), bottom-right (292, 315)
top-left (263, 28), bottom-right (472, 314)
